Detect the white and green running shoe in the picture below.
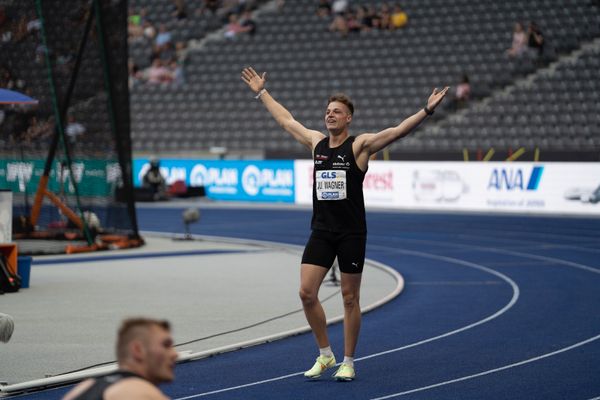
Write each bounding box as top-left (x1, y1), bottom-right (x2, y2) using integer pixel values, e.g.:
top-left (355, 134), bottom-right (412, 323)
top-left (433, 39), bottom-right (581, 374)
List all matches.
top-left (332, 363), bottom-right (355, 381)
top-left (303, 355), bottom-right (336, 378)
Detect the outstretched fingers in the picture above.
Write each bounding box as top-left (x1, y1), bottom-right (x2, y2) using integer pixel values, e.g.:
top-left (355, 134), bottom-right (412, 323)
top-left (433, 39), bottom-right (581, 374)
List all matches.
top-left (241, 67), bottom-right (266, 89)
top-left (431, 86), bottom-right (450, 96)
top-left (241, 67), bottom-right (255, 83)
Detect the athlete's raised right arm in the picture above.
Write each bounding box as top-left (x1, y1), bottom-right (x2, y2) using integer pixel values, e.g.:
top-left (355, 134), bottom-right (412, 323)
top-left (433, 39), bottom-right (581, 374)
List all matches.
top-left (241, 67), bottom-right (324, 150)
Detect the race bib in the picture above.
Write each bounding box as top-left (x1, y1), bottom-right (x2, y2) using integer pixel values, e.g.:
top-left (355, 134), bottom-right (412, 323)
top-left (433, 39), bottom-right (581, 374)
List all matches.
top-left (316, 170), bottom-right (346, 200)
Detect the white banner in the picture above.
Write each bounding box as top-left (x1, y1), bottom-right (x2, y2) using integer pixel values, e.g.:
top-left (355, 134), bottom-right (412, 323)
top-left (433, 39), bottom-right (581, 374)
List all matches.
top-left (294, 161), bottom-right (600, 215)
top-left (0, 190), bottom-right (12, 242)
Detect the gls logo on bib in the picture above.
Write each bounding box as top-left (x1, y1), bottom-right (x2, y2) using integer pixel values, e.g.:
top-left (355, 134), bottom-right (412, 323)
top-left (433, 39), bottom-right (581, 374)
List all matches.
top-left (316, 170), bottom-right (346, 200)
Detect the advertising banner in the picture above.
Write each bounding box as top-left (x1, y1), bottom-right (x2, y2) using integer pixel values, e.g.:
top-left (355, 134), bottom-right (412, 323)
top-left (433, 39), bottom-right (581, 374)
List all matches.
top-left (295, 160), bottom-right (600, 215)
top-left (0, 159), bottom-right (121, 197)
top-left (133, 159), bottom-right (295, 202)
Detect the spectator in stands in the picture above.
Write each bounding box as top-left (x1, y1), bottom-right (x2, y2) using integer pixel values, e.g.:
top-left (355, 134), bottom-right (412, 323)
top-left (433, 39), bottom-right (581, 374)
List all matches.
top-left (175, 41), bottom-right (188, 63)
top-left (527, 21), bottom-right (544, 62)
top-left (329, 12), bottom-right (349, 36)
top-left (147, 58), bottom-right (174, 84)
top-left (196, 0), bottom-right (220, 16)
top-left (169, 59), bottom-right (185, 86)
top-left (21, 115), bottom-right (54, 144)
top-left (366, 5), bottom-right (381, 29)
top-left (390, 4), bottom-right (408, 29)
top-left (128, 58), bottom-right (143, 89)
top-left (378, 3), bottom-right (392, 30)
top-left (158, 41), bottom-right (177, 62)
top-left (26, 15), bottom-right (41, 33)
top-left (62, 318), bottom-right (177, 400)
top-left (128, 8), bottom-right (144, 40)
top-left (316, 0), bottom-right (332, 19)
top-left (224, 13), bottom-right (245, 39)
top-left (241, 66), bottom-right (448, 382)
top-left (449, 74), bottom-right (471, 110)
top-left (354, 5), bottom-right (375, 32)
top-left (65, 114), bottom-right (86, 146)
top-left (0, 6), bottom-right (6, 29)
top-left (155, 24), bottom-right (173, 52)
top-left (331, 0), bottom-right (348, 15)
top-left (239, 10), bottom-right (257, 36)
top-left (506, 22), bottom-right (527, 58)
top-left (171, 0), bottom-right (188, 20)
top-left (142, 158), bottom-right (168, 201)
top-left (345, 9), bottom-right (364, 34)
top-left (143, 19), bottom-right (157, 41)
top-left (224, 11), bottom-right (257, 39)
top-left (0, 67), bottom-right (16, 90)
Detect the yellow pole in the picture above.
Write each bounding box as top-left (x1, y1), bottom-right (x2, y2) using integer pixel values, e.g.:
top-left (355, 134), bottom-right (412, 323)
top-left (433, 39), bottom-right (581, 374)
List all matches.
top-left (383, 148), bottom-right (390, 161)
top-left (534, 147), bottom-right (540, 162)
top-left (483, 148), bottom-right (495, 162)
top-left (506, 147), bottom-right (526, 161)
top-left (462, 148), bottom-right (469, 161)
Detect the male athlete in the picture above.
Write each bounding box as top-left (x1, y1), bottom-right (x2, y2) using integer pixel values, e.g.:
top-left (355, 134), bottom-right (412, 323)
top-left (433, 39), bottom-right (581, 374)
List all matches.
top-left (62, 318), bottom-right (178, 399)
top-left (242, 66), bottom-right (448, 381)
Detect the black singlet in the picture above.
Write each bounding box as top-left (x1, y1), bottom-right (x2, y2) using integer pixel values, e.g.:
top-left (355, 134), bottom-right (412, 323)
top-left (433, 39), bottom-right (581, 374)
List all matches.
top-left (69, 370), bottom-right (150, 400)
top-left (311, 136), bottom-right (367, 233)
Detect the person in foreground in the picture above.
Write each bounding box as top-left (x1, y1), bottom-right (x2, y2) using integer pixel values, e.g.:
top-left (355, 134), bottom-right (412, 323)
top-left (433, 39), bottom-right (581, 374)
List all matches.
top-left (241, 67), bottom-right (449, 381)
top-left (62, 318), bottom-right (178, 399)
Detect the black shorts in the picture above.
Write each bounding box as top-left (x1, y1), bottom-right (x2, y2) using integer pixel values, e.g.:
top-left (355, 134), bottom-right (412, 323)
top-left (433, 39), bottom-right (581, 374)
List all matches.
top-left (301, 230), bottom-right (367, 274)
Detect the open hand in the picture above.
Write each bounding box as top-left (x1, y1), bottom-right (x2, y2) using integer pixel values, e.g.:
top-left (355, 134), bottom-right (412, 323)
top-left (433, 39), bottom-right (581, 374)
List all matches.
top-left (241, 67), bottom-right (266, 94)
top-left (427, 86), bottom-right (450, 111)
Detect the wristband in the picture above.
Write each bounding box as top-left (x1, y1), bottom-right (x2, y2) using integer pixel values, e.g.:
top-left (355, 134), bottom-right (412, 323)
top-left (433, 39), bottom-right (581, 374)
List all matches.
top-left (424, 105), bottom-right (434, 115)
top-left (255, 88), bottom-right (266, 99)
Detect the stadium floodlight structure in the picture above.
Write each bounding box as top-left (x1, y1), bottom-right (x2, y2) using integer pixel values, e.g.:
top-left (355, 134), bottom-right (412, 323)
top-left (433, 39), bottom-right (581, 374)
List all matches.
top-left (3, 0), bottom-right (143, 254)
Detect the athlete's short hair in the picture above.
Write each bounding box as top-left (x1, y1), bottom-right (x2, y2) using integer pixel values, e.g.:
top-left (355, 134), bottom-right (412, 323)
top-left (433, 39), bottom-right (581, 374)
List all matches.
top-left (328, 93), bottom-right (354, 116)
top-left (116, 318), bottom-right (171, 362)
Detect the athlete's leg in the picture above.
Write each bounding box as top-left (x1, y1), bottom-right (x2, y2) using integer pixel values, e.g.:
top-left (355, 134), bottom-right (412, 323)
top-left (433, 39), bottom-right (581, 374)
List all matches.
top-left (340, 271), bottom-right (362, 357)
top-left (299, 263), bottom-right (330, 348)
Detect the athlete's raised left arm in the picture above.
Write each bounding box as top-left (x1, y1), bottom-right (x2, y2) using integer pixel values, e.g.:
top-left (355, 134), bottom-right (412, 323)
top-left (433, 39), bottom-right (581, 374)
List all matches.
top-left (353, 87), bottom-right (449, 167)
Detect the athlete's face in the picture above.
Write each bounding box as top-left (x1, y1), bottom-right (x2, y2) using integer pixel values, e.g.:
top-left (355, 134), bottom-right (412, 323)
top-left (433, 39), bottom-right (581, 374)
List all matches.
top-left (142, 325), bottom-right (177, 384)
top-left (325, 101), bottom-right (352, 135)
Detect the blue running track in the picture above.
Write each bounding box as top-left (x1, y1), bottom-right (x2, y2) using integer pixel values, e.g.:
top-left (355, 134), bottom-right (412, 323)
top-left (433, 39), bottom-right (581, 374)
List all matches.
top-left (12, 208), bottom-right (600, 400)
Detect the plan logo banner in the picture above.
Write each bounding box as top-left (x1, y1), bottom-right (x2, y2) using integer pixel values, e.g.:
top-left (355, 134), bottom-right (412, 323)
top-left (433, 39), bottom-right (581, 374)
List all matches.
top-left (134, 159), bottom-right (294, 202)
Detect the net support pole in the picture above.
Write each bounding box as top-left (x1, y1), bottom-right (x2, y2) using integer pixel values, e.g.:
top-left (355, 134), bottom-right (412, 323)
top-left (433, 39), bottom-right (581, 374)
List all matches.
top-left (30, 1), bottom-right (96, 244)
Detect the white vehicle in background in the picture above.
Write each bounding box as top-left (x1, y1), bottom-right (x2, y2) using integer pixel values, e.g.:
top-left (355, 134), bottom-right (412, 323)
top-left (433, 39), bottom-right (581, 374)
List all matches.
top-left (564, 184), bottom-right (600, 204)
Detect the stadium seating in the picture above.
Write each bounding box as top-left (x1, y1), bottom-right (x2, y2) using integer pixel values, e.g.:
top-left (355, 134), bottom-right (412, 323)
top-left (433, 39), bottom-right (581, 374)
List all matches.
top-left (2, 1), bottom-right (599, 160)
top-left (128, 0), bottom-right (600, 159)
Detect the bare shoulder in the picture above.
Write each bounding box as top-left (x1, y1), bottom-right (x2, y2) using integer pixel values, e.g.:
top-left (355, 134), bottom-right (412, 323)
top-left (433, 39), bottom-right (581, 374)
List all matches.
top-left (311, 130), bottom-right (327, 145)
top-left (62, 379), bottom-right (96, 400)
top-left (105, 377), bottom-right (169, 400)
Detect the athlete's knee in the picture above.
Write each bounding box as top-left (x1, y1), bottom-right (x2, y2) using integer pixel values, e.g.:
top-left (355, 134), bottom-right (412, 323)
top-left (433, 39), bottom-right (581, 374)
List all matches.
top-left (341, 291), bottom-right (360, 309)
top-left (299, 287), bottom-right (319, 307)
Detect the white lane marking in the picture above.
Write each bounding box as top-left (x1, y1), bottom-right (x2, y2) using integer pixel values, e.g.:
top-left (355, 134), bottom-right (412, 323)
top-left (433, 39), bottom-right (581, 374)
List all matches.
top-left (174, 371), bottom-right (305, 400)
top-left (369, 333), bottom-right (600, 399)
top-left (173, 250), bottom-right (519, 399)
top-left (353, 249), bottom-right (519, 363)
top-left (371, 236), bottom-right (600, 275)
top-left (365, 239), bottom-right (600, 399)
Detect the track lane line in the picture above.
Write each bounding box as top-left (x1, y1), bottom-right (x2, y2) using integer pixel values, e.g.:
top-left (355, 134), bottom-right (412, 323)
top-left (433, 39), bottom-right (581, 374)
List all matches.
top-left (369, 333), bottom-right (600, 399)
